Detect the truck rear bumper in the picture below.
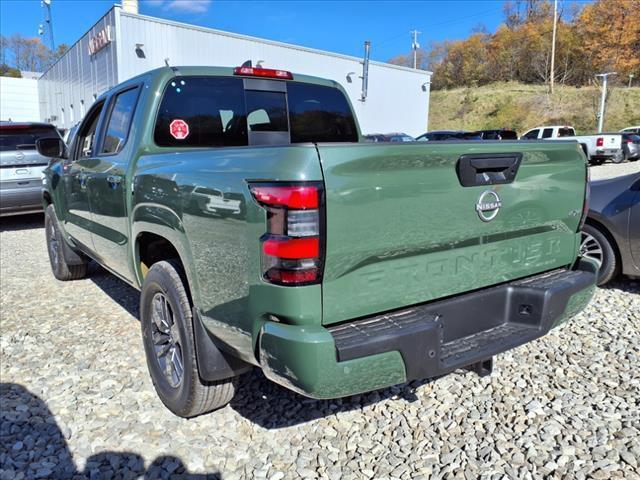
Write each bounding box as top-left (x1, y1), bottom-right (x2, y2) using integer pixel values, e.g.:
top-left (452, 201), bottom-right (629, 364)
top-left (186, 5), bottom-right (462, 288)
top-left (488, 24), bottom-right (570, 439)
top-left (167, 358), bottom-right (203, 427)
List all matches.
top-left (259, 259), bottom-right (597, 399)
top-left (0, 184), bottom-right (43, 216)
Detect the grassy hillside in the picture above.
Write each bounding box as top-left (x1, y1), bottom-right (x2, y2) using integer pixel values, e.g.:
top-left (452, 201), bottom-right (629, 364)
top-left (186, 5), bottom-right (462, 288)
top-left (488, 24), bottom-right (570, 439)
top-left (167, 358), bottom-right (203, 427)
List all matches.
top-left (428, 82), bottom-right (640, 135)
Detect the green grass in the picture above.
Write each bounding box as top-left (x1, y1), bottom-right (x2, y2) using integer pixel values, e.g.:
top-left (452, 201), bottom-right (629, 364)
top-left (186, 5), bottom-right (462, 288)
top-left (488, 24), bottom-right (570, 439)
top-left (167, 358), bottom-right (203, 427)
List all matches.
top-left (428, 82), bottom-right (640, 135)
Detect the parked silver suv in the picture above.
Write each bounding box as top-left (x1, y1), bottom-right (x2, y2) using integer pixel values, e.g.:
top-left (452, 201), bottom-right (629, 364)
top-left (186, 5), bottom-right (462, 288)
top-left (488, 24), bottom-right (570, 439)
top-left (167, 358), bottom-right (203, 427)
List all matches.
top-left (0, 122), bottom-right (61, 216)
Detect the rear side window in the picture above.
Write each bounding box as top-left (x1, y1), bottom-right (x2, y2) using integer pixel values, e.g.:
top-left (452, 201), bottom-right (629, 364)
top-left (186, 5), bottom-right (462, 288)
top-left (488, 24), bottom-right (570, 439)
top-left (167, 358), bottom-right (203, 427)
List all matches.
top-left (154, 77), bottom-right (247, 147)
top-left (102, 87), bottom-right (139, 154)
top-left (0, 126), bottom-right (59, 152)
top-left (287, 83), bottom-right (358, 143)
top-left (558, 128), bottom-right (575, 137)
top-left (523, 129), bottom-right (539, 139)
top-left (542, 128), bottom-right (554, 138)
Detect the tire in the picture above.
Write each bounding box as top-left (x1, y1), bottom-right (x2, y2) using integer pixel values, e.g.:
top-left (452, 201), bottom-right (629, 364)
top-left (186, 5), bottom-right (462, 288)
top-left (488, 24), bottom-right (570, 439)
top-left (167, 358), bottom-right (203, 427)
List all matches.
top-left (44, 204), bottom-right (88, 281)
top-left (140, 260), bottom-right (236, 417)
top-left (612, 151), bottom-right (625, 164)
top-left (580, 224), bottom-right (618, 286)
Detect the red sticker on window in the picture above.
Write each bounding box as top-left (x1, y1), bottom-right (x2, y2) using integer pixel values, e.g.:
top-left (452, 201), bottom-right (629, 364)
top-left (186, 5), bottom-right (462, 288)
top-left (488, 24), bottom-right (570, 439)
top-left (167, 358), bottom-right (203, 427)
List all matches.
top-left (169, 119), bottom-right (189, 140)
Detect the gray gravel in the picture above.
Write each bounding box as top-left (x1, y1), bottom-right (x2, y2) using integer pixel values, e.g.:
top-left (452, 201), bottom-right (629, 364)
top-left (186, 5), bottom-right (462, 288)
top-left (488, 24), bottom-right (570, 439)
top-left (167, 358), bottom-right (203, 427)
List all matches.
top-left (1, 214), bottom-right (639, 480)
top-left (589, 160), bottom-right (639, 180)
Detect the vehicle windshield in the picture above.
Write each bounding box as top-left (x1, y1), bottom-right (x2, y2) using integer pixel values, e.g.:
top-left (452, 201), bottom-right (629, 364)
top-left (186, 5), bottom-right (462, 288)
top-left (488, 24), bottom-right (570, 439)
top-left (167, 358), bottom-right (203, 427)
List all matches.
top-left (0, 126), bottom-right (60, 152)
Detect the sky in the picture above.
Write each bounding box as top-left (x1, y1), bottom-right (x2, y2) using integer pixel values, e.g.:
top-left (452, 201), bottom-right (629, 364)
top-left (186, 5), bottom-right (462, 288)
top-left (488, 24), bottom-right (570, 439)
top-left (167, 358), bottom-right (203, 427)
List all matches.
top-left (0, 0), bottom-right (514, 62)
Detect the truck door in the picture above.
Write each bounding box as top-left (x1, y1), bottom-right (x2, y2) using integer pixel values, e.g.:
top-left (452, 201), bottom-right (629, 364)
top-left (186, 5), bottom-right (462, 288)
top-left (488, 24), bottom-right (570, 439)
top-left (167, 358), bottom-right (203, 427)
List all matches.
top-left (86, 85), bottom-right (140, 281)
top-left (63, 101), bottom-right (105, 251)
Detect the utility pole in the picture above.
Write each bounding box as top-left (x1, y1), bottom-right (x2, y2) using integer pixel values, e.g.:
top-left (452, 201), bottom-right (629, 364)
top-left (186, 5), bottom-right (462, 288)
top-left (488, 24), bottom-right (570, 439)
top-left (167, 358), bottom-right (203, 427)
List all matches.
top-left (410, 29), bottom-right (421, 69)
top-left (595, 72), bottom-right (616, 133)
top-left (550, 0), bottom-right (558, 94)
top-left (629, 74), bottom-right (635, 88)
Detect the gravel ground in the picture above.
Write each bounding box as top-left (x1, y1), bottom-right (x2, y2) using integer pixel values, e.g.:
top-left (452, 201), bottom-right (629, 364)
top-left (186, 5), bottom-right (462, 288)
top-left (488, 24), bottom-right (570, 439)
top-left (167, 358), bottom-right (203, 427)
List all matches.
top-left (589, 160), bottom-right (639, 180)
top-left (1, 215), bottom-right (639, 480)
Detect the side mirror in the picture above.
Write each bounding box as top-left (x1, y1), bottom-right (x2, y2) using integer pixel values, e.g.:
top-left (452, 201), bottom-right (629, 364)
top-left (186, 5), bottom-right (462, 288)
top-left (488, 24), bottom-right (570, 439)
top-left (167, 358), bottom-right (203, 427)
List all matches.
top-left (36, 137), bottom-right (67, 159)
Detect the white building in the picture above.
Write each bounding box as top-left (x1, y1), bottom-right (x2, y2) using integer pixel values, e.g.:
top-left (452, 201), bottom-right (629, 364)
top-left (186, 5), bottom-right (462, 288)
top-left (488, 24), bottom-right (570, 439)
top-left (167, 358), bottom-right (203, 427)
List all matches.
top-left (0, 74), bottom-right (41, 122)
top-left (38, 2), bottom-right (432, 136)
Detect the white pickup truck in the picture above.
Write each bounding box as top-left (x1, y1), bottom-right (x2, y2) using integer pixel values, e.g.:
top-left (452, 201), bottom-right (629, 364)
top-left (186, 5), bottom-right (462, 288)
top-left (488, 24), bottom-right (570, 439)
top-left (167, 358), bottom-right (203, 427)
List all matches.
top-left (520, 125), bottom-right (623, 165)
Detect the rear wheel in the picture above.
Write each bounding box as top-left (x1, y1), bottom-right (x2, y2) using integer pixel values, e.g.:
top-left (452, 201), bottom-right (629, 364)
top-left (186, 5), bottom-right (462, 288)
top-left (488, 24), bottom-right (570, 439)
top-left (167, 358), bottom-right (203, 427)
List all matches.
top-left (612, 151), bottom-right (625, 164)
top-left (580, 224), bottom-right (618, 285)
top-left (140, 260), bottom-right (236, 417)
top-left (44, 205), bottom-right (88, 281)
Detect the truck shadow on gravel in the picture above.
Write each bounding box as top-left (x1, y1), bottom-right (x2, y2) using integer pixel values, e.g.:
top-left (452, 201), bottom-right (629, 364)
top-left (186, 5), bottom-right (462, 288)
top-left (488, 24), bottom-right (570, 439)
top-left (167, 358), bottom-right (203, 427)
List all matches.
top-left (86, 254), bottom-right (640, 428)
top-left (0, 383), bottom-right (221, 479)
top-left (229, 368), bottom-right (435, 429)
top-left (0, 213), bottom-right (44, 232)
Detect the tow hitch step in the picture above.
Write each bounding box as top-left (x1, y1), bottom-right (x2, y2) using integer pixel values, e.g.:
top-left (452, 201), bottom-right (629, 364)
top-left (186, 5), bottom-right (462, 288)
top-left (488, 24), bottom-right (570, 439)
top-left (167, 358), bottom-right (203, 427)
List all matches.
top-left (466, 357), bottom-right (493, 377)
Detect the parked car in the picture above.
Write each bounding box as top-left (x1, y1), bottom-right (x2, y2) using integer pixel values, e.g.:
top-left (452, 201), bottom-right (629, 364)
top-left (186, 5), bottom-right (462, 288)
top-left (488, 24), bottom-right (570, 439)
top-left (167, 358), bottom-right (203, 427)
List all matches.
top-left (520, 125), bottom-right (623, 165)
top-left (474, 129), bottom-right (518, 140)
top-left (0, 121), bottom-right (62, 216)
top-left (364, 133), bottom-right (415, 142)
top-left (581, 173), bottom-right (640, 285)
top-left (39, 65), bottom-right (596, 418)
top-left (416, 130), bottom-right (473, 141)
top-left (620, 126), bottom-right (640, 134)
top-left (621, 133), bottom-right (640, 161)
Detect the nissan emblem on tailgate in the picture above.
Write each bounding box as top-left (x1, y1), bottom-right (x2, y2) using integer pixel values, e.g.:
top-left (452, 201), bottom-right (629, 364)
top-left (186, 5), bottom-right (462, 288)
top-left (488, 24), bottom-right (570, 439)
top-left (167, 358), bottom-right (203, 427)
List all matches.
top-left (476, 190), bottom-right (502, 222)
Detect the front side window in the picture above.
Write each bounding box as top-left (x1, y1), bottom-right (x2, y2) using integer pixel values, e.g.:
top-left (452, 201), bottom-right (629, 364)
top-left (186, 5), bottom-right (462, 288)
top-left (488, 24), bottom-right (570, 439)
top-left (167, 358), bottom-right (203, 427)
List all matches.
top-left (102, 87), bottom-right (139, 154)
top-left (76, 102), bottom-right (104, 159)
top-left (287, 83), bottom-right (358, 143)
top-left (155, 77), bottom-right (247, 148)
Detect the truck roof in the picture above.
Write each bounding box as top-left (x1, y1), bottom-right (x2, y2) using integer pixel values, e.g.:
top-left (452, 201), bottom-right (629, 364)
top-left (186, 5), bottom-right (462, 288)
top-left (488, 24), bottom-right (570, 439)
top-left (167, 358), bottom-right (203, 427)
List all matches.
top-left (101, 65), bottom-right (342, 102)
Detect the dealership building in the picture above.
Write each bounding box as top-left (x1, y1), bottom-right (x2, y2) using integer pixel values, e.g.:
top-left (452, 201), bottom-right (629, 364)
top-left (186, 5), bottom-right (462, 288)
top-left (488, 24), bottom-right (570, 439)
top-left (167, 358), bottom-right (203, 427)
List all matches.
top-left (37, 1), bottom-right (432, 136)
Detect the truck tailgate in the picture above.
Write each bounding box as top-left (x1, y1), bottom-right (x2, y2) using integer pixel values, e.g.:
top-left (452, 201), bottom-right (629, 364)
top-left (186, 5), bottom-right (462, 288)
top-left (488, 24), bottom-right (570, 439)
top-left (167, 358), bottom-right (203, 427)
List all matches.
top-left (318, 141), bottom-right (587, 324)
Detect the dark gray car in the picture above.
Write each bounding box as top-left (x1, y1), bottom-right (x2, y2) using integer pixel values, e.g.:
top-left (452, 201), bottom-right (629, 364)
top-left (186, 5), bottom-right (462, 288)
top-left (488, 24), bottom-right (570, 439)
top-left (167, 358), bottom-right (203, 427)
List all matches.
top-left (0, 122), bottom-right (61, 216)
top-left (580, 172), bottom-right (640, 285)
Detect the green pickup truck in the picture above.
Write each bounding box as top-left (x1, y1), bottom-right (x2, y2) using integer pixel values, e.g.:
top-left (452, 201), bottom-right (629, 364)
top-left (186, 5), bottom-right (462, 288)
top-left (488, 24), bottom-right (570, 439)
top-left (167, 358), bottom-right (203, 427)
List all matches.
top-left (38, 65), bottom-right (597, 418)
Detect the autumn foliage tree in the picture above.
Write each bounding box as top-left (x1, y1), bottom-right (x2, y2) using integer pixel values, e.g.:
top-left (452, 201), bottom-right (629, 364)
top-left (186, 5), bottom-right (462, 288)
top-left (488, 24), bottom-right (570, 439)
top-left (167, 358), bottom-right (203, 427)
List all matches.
top-left (390, 0), bottom-right (639, 90)
top-left (0, 34), bottom-right (68, 75)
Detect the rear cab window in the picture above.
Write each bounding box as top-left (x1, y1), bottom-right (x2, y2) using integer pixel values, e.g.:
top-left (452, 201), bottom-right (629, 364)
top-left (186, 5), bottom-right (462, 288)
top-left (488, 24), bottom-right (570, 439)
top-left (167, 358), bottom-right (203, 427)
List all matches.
top-left (0, 125), bottom-right (60, 152)
top-left (523, 129), bottom-right (540, 140)
top-left (153, 76), bottom-right (358, 148)
top-left (557, 128), bottom-right (575, 137)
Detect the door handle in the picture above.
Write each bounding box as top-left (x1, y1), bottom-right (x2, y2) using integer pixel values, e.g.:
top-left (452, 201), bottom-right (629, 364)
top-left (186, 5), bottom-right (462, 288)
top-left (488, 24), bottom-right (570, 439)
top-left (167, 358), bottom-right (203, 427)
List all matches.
top-left (78, 172), bottom-right (88, 189)
top-left (107, 175), bottom-right (122, 189)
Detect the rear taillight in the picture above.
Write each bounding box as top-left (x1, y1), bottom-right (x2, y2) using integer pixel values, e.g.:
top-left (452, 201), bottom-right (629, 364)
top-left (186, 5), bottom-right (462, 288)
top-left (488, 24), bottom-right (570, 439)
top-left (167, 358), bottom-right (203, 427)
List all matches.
top-left (596, 137), bottom-right (604, 147)
top-left (250, 182), bottom-right (324, 286)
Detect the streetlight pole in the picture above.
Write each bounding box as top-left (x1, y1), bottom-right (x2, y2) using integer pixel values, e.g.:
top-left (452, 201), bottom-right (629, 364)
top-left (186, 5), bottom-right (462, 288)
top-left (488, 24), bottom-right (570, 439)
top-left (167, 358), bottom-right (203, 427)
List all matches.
top-left (595, 72), bottom-right (616, 133)
top-left (410, 29), bottom-right (421, 69)
top-left (630, 74), bottom-right (635, 88)
top-left (550, 0), bottom-right (558, 94)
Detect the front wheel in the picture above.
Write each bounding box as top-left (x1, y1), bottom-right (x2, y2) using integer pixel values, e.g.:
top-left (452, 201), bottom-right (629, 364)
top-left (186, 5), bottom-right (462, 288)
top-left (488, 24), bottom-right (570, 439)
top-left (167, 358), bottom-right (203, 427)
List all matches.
top-left (140, 260), bottom-right (236, 417)
top-left (580, 224), bottom-right (618, 285)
